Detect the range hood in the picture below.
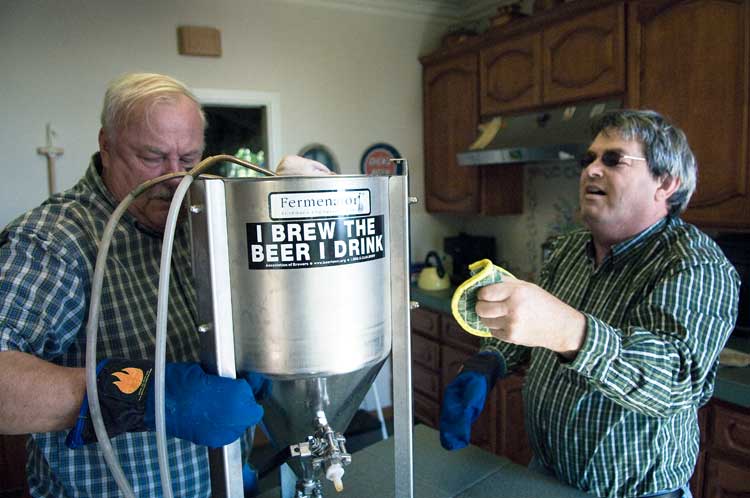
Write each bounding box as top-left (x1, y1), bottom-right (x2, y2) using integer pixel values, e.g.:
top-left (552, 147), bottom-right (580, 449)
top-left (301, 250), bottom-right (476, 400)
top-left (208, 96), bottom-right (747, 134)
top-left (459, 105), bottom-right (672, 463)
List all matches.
top-left (457, 99), bottom-right (622, 166)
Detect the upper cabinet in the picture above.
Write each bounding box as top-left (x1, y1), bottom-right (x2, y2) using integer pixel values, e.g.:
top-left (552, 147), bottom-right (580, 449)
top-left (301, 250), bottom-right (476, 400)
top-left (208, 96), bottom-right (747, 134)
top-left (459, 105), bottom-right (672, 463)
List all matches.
top-left (423, 54), bottom-right (481, 213)
top-left (480, 33), bottom-right (543, 116)
top-left (628, 0), bottom-right (750, 228)
top-left (543, 4), bottom-right (625, 105)
top-left (423, 54), bottom-right (524, 214)
top-left (480, 3), bottom-right (625, 117)
top-left (422, 0), bottom-right (750, 224)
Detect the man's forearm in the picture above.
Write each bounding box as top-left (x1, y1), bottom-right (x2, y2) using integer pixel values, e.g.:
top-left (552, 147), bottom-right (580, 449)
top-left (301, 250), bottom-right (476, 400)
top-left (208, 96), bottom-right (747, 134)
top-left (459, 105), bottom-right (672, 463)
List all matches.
top-left (0, 351), bottom-right (86, 434)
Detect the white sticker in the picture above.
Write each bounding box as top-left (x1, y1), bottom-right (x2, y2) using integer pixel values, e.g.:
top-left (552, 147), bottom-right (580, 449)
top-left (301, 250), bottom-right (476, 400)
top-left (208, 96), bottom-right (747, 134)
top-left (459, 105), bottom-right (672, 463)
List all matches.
top-left (269, 189), bottom-right (370, 220)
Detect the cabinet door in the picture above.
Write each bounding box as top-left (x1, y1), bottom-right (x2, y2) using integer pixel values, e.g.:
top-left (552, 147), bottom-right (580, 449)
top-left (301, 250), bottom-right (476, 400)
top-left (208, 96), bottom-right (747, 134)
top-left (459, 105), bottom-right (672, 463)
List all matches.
top-left (628, 0), bottom-right (750, 228)
top-left (496, 373), bottom-right (532, 465)
top-left (712, 401), bottom-right (750, 461)
top-left (423, 55), bottom-right (480, 213)
top-left (0, 434), bottom-right (28, 497)
top-left (691, 405), bottom-right (711, 498)
top-left (480, 32), bottom-right (542, 116)
top-left (703, 454), bottom-right (750, 498)
top-left (411, 307), bottom-right (440, 340)
top-left (543, 3), bottom-right (625, 105)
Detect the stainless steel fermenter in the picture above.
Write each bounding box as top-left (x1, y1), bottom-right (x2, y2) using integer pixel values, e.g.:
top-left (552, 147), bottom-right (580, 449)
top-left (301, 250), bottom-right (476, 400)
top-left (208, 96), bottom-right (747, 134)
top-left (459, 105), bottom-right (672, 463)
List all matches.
top-left (188, 172), bottom-right (413, 498)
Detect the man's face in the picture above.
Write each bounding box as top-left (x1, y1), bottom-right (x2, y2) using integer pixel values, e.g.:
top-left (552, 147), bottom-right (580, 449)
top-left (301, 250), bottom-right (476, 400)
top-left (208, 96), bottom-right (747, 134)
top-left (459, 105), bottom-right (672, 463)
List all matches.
top-left (579, 131), bottom-right (670, 244)
top-left (99, 95), bottom-right (204, 232)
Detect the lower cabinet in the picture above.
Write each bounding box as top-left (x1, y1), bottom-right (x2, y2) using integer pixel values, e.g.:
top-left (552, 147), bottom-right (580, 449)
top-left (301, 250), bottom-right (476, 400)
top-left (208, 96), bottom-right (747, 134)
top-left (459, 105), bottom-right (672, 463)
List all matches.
top-left (696, 400), bottom-right (750, 498)
top-left (411, 306), bottom-right (532, 465)
top-left (412, 306), bottom-right (750, 493)
top-left (0, 434), bottom-right (30, 498)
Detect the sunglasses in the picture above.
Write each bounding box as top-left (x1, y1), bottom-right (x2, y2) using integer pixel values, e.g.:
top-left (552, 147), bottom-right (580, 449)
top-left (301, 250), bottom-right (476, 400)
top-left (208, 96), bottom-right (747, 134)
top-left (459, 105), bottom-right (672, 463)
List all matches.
top-left (579, 150), bottom-right (647, 169)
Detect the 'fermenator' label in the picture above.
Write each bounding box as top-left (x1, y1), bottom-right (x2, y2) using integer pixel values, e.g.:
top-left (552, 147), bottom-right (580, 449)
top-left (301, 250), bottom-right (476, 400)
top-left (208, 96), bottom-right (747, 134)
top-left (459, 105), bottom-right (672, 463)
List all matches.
top-left (247, 189), bottom-right (384, 270)
top-left (269, 189), bottom-right (370, 219)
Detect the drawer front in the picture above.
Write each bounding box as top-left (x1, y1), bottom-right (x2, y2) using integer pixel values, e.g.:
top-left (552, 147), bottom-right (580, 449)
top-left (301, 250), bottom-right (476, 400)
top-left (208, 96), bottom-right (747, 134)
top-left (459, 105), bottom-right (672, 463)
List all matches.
top-left (442, 316), bottom-right (480, 352)
top-left (712, 402), bottom-right (750, 459)
top-left (414, 391), bottom-right (440, 429)
top-left (413, 363), bottom-right (441, 400)
top-left (411, 307), bottom-right (440, 340)
top-left (412, 334), bottom-right (440, 371)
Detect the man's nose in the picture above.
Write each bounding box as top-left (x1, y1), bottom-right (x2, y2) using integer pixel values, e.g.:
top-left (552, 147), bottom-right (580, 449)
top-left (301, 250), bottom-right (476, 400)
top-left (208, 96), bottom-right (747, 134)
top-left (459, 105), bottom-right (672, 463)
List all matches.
top-left (584, 160), bottom-right (605, 177)
top-left (163, 156), bottom-right (184, 174)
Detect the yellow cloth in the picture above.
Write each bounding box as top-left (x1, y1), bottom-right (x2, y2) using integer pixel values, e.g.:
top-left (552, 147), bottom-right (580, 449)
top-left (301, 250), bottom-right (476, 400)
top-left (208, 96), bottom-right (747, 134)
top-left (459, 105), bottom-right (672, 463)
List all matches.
top-left (450, 259), bottom-right (515, 337)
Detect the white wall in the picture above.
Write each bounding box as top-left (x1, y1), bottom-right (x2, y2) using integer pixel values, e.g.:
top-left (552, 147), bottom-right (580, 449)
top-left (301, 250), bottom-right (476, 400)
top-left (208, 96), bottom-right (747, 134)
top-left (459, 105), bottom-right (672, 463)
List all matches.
top-left (0, 0), bottom-right (446, 229)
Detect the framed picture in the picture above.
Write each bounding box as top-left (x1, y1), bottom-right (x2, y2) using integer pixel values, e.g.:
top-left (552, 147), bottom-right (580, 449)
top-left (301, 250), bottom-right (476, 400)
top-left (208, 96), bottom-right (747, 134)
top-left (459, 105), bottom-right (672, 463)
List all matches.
top-left (360, 143), bottom-right (403, 175)
top-left (298, 143), bottom-right (340, 173)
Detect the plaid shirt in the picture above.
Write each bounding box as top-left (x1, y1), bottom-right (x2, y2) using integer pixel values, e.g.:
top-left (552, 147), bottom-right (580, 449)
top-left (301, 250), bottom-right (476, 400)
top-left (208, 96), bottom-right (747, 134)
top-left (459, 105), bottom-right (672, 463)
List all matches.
top-left (481, 217), bottom-right (739, 498)
top-left (0, 154), bottom-right (210, 497)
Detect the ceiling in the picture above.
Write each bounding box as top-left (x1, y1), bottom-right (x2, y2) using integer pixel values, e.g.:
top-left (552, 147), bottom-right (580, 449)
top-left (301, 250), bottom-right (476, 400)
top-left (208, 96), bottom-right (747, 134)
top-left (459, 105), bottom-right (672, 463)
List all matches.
top-left (281, 0), bottom-right (528, 24)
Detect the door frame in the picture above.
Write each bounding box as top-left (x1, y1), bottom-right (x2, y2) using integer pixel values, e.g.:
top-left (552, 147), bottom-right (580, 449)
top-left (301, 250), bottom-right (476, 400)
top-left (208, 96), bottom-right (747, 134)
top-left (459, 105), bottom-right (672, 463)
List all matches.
top-left (193, 88), bottom-right (282, 169)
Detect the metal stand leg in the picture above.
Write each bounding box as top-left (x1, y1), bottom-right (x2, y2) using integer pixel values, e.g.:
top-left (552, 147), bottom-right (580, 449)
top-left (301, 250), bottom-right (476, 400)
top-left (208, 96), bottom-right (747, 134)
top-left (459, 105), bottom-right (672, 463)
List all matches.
top-left (280, 463), bottom-right (297, 498)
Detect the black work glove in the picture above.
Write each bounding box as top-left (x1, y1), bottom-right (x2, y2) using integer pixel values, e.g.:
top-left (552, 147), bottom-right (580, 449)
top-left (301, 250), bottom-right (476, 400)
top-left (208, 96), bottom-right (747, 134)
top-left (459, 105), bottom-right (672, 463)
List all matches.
top-left (66, 359), bottom-right (269, 449)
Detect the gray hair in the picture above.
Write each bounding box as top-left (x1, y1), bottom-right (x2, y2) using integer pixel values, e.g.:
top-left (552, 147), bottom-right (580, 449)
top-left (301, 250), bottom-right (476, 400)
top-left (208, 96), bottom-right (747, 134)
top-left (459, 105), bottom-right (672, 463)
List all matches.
top-left (100, 72), bottom-right (206, 141)
top-left (590, 109), bottom-right (697, 215)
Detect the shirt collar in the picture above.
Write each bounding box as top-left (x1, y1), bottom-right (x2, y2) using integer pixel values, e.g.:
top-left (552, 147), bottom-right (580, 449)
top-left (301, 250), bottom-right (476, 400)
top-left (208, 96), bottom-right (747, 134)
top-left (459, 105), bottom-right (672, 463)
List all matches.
top-left (586, 217), bottom-right (669, 266)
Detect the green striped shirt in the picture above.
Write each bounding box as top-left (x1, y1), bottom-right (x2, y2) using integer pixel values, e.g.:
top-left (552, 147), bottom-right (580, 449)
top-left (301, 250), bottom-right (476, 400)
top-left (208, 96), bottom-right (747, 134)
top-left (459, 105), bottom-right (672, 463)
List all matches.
top-left (481, 216), bottom-right (739, 497)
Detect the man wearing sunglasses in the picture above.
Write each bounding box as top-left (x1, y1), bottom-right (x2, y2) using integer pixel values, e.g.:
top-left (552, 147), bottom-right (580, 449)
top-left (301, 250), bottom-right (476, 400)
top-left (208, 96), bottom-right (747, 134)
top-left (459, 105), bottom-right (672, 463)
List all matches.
top-left (440, 109), bottom-right (739, 498)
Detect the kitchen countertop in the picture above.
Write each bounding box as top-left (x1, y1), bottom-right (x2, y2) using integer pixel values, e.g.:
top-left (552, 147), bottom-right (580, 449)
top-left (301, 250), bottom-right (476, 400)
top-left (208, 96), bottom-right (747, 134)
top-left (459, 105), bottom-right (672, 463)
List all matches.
top-left (411, 286), bottom-right (750, 409)
top-left (256, 425), bottom-right (591, 498)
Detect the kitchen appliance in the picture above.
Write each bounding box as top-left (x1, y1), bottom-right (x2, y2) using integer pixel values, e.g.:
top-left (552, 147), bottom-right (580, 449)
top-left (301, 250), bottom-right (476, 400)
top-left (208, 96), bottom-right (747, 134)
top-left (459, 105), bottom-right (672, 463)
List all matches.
top-left (417, 251), bottom-right (450, 291)
top-left (456, 99), bottom-right (622, 166)
top-left (715, 233), bottom-right (750, 339)
top-left (84, 155), bottom-right (414, 498)
top-left (444, 233), bottom-right (496, 286)
top-left (190, 171), bottom-right (414, 497)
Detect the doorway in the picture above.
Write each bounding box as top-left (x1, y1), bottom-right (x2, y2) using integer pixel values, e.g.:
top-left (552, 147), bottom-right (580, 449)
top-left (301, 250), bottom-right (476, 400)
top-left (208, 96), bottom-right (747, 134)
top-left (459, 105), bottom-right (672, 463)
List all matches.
top-left (194, 88), bottom-right (282, 176)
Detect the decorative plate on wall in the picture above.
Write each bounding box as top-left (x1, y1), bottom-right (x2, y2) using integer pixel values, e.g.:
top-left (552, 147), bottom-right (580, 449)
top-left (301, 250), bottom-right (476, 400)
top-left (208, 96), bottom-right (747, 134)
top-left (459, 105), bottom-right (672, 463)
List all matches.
top-left (298, 143), bottom-right (340, 173)
top-left (360, 143), bottom-right (402, 175)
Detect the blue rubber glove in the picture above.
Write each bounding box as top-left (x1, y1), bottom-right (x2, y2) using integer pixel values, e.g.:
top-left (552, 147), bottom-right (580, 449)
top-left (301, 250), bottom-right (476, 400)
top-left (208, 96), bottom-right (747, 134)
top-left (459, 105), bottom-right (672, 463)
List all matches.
top-left (66, 360), bottom-right (266, 449)
top-left (142, 363), bottom-right (265, 448)
top-left (439, 352), bottom-right (505, 450)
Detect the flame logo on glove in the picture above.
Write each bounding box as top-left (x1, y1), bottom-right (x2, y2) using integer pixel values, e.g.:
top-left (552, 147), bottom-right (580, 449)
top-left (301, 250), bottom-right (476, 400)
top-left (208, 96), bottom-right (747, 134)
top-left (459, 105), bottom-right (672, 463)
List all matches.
top-left (111, 367), bottom-right (145, 395)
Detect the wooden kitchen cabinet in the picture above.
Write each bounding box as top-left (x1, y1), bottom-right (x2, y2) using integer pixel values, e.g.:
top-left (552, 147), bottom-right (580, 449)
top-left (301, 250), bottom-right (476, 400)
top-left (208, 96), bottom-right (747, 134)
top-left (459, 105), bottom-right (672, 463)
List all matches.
top-left (0, 434), bottom-right (30, 498)
top-left (542, 3), bottom-right (625, 105)
top-left (700, 400), bottom-right (750, 498)
top-left (480, 32), bottom-right (543, 116)
top-left (687, 399), bottom-right (750, 498)
top-left (410, 306), bottom-right (531, 464)
top-left (422, 54), bottom-right (524, 215)
top-left (421, 0), bottom-right (627, 216)
top-left (479, 3), bottom-right (624, 117)
top-left (423, 54), bottom-right (481, 214)
top-left (628, 0), bottom-right (750, 228)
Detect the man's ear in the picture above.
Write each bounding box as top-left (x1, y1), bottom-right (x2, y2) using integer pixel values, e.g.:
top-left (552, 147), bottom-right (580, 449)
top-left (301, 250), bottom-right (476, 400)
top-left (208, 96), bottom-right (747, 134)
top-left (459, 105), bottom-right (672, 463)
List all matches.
top-left (98, 129), bottom-right (110, 165)
top-left (656, 174), bottom-right (681, 202)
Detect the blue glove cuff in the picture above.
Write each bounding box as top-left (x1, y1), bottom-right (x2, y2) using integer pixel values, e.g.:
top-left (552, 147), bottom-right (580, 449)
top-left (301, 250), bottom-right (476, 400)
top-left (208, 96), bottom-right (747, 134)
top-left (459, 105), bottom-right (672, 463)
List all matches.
top-left (462, 351), bottom-right (506, 390)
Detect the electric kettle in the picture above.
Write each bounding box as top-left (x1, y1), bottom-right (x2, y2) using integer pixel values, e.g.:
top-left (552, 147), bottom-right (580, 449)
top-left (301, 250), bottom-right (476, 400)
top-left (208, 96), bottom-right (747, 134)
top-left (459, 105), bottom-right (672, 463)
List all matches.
top-left (417, 251), bottom-right (451, 291)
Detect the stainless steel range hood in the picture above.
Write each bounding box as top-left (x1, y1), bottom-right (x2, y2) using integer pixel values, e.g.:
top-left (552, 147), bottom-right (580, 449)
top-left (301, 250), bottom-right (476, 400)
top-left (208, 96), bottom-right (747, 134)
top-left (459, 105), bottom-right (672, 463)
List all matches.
top-left (457, 99), bottom-right (622, 166)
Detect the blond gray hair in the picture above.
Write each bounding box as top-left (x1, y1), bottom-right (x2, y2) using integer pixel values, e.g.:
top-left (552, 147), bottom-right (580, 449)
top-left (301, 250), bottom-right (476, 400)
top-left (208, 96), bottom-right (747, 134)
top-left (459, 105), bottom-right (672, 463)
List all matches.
top-left (100, 72), bottom-right (206, 141)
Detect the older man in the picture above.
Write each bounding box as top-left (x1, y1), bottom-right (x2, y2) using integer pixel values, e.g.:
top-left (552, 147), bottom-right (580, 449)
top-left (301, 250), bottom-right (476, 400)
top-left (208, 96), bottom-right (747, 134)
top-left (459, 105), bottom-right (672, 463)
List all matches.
top-left (441, 109), bottom-right (739, 498)
top-left (0, 72), bottom-right (330, 496)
